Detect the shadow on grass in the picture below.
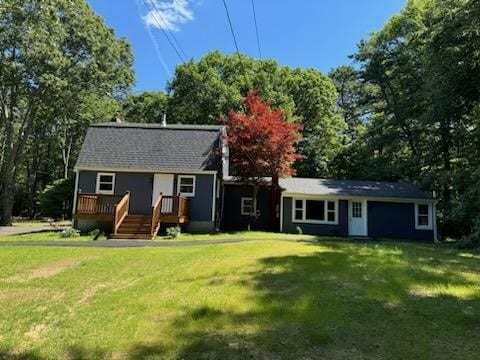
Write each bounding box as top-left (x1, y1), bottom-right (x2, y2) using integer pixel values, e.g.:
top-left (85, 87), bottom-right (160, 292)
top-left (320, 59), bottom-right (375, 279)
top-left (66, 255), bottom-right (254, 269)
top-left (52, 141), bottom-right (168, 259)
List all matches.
top-left (127, 242), bottom-right (480, 359)
top-left (3, 242), bottom-right (479, 359)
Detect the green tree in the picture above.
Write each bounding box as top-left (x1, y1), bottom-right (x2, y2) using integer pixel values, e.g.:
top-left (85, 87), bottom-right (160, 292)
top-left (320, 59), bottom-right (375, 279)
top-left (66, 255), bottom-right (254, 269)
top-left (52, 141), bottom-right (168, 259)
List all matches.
top-left (122, 91), bottom-right (169, 123)
top-left (0, 0), bottom-right (134, 225)
top-left (167, 51), bottom-right (341, 177)
top-left (348, 0), bottom-right (480, 237)
top-left (39, 177), bottom-right (75, 220)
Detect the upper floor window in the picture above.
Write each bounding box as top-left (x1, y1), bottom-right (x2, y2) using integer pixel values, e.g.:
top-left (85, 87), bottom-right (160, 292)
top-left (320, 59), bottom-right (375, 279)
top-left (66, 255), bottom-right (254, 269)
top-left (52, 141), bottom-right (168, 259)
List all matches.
top-left (178, 175), bottom-right (195, 197)
top-left (96, 173), bottom-right (115, 194)
top-left (415, 203), bottom-right (432, 230)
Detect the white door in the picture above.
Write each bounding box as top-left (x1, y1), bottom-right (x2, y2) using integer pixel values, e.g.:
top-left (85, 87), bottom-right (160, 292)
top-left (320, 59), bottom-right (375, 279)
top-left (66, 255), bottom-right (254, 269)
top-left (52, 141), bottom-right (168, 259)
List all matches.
top-left (152, 174), bottom-right (174, 206)
top-left (348, 200), bottom-right (367, 236)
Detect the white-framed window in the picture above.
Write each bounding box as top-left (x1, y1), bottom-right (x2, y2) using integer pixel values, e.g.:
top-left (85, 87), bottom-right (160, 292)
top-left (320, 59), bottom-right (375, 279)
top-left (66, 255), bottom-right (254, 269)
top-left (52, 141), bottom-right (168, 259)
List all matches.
top-left (177, 175), bottom-right (196, 197)
top-left (241, 197), bottom-right (257, 216)
top-left (415, 203), bottom-right (432, 230)
top-left (95, 173), bottom-right (115, 194)
top-left (292, 198), bottom-right (338, 224)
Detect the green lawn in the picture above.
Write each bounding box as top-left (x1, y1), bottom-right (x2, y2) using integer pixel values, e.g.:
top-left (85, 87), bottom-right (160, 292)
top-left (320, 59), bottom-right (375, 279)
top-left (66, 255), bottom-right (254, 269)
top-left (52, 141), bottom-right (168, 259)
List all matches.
top-left (0, 240), bottom-right (479, 359)
top-left (159, 230), bottom-right (320, 241)
top-left (0, 232), bottom-right (94, 242)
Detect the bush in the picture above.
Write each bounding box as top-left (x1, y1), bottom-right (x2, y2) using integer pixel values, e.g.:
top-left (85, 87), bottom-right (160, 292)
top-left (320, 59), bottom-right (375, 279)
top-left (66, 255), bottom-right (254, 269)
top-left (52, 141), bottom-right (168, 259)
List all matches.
top-left (88, 229), bottom-right (104, 241)
top-left (60, 228), bottom-right (80, 238)
top-left (39, 177), bottom-right (75, 220)
top-left (166, 226), bottom-right (181, 239)
top-left (295, 226), bottom-right (303, 235)
top-left (456, 223), bottom-right (480, 249)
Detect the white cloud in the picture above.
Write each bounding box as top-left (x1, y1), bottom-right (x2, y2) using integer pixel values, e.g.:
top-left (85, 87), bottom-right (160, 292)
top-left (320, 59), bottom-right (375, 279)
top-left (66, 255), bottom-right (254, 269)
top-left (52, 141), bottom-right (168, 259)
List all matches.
top-left (143, 0), bottom-right (194, 32)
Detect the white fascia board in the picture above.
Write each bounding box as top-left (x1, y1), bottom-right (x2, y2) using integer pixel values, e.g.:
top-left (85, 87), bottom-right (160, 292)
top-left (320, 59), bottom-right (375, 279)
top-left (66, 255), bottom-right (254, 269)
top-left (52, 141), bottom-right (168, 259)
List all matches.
top-left (281, 192), bottom-right (437, 204)
top-left (74, 166), bottom-right (217, 175)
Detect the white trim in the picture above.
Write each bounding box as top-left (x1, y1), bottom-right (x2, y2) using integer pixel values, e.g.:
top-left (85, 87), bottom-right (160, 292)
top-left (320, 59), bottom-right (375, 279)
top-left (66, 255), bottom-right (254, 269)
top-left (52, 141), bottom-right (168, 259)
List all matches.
top-left (241, 197), bottom-right (257, 216)
top-left (72, 170), bottom-right (79, 214)
top-left (415, 203), bottom-right (433, 230)
top-left (95, 172), bottom-right (115, 194)
top-left (291, 197), bottom-right (339, 225)
top-left (75, 166), bottom-right (217, 175)
top-left (211, 173), bottom-right (217, 222)
top-left (282, 192), bottom-right (437, 204)
top-left (280, 194), bottom-right (284, 232)
top-left (433, 203), bottom-right (438, 242)
top-left (177, 175), bottom-right (196, 197)
top-left (221, 127), bottom-right (230, 179)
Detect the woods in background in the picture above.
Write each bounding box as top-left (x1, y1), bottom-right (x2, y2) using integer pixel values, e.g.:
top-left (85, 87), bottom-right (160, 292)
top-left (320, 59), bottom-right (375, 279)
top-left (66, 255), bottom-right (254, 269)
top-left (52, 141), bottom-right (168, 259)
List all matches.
top-left (1, 0), bottom-right (479, 242)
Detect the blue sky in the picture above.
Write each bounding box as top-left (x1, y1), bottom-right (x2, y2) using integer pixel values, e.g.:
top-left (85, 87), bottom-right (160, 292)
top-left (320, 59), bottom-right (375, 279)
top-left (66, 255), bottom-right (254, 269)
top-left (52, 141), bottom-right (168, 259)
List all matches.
top-left (87, 0), bottom-right (406, 92)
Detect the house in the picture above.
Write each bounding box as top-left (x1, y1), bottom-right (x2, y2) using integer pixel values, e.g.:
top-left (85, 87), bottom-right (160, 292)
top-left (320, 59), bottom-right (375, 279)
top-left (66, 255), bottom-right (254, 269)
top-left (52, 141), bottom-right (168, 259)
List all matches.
top-left (73, 121), bottom-right (437, 241)
top-left (73, 122), bottom-right (226, 238)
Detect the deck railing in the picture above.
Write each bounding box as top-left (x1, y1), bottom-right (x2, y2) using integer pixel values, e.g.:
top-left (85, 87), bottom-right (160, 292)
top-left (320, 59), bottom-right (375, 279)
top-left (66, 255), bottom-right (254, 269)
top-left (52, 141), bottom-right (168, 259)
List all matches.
top-left (151, 193), bottom-right (163, 237)
top-left (161, 194), bottom-right (189, 218)
top-left (76, 193), bottom-right (124, 215)
top-left (113, 192), bottom-right (130, 235)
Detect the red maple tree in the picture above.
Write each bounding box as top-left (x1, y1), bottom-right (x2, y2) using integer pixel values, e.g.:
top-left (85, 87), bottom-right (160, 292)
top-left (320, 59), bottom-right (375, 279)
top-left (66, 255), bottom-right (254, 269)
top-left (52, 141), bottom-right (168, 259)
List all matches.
top-left (223, 90), bottom-right (303, 228)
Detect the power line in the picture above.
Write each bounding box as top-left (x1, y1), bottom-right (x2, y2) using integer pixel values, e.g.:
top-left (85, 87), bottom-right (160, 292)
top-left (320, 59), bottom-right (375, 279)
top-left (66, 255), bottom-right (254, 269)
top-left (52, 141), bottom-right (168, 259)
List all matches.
top-left (250, 0), bottom-right (261, 58)
top-left (148, 0), bottom-right (189, 60)
top-left (142, 0), bottom-right (186, 63)
top-left (135, 0), bottom-right (171, 78)
top-left (220, 0), bottom-right (248, 82)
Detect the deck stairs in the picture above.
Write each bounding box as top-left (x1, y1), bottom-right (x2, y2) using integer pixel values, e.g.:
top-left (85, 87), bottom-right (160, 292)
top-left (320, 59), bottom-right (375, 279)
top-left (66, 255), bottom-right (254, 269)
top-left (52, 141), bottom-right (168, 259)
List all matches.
top-left (111, 215), bottom-right (159, 240)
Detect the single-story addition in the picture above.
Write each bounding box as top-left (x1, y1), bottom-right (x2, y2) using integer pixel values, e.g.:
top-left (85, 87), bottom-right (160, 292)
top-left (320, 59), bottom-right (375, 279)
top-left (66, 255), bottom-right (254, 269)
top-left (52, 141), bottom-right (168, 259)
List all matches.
top-left (277, 178), bottom-right (437, 241)
top-left (72, 121), bottom-right (437, 241)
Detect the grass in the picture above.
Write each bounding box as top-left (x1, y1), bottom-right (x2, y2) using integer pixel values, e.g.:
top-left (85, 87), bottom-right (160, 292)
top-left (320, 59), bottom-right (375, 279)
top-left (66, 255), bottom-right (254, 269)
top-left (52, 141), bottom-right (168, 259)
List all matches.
top-left (0, 231), bottom-right (312, 243)
top-left (11, 220), bottom-right (71, 227)
top-left (0, 239), bottom-right (479, 359)
top-left (0, 232), bottom-right (96, 242)
top-left (158, 230), bottom-right (320, 241)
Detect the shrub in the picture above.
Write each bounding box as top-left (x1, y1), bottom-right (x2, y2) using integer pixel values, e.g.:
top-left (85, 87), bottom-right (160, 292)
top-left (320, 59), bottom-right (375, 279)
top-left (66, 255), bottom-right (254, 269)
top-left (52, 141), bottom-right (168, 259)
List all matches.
top-left (295, 226), bottom-right (303, 235)
top-left (166, 226), bottom-right (181, 239)
top-left (60, 228), bottom-right (80, 238)
top-left (88, 229), bottom-right (104, 241)
top-left (457, 223), bottom-right (480, 249)
top-left (39, 177), bottom-right (75, 220)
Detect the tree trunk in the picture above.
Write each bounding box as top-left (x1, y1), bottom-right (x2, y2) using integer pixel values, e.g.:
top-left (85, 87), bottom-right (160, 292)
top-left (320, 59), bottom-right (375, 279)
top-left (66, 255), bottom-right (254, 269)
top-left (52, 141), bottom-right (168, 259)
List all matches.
top-left (269, 174), bottom-right (280, 231)
top-left (248, 184), bottom-right (259, 231)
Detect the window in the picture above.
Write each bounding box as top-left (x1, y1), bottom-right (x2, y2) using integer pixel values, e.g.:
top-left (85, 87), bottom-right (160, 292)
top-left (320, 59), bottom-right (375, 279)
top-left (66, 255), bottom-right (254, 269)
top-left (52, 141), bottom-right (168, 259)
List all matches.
top-left (241, 197), bottom-right (256, 216)
top-left (415, 203), bottom-right (432, 230)
top-left (294, 199), bottom-right (304, 221)
top-left (352, 201), bottom-right (362, 218)
top-left (306, 200), bottom-right (325, 221)
top-left (96, 173), bottom-right (115, 194)
top-left (292, 198), bottom-right (337, 224)
top-left (178, 175), bottom-right (195, 197)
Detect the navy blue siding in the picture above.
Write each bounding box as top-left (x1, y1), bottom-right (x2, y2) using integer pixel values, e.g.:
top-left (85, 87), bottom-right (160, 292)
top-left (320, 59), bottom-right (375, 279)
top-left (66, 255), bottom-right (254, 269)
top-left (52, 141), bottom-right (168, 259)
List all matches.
top-left (78, 171), bottom-right (153, 215)
top-left (77, 171), bottom-right (215, 222)
top-left (115, 173), bottom-right (153, 215)
top-left (282, 197), bottom-right (348, 236)
top-left (174, 174), bottom-right (214, 222)
top-left (222, 184), bottom-right (273, 231)
top-left (368, 201), bottom-right (434, 241)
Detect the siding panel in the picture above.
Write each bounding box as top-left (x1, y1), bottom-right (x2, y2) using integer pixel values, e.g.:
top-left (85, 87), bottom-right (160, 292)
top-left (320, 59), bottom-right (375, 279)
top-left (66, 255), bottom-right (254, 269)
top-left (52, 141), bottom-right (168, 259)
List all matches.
top-left (368, 201), bottom-right (434, 241)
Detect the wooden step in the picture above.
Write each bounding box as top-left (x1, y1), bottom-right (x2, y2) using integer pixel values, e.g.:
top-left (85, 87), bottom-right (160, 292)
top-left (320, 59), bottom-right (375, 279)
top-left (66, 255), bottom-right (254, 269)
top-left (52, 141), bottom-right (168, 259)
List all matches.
top-left (111, 233), bottom-right (153, 240)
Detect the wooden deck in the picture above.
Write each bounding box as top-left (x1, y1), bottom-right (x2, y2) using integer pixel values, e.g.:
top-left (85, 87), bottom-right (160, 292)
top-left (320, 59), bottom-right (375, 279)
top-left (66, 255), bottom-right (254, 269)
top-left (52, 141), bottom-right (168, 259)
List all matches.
top-left (74, 192), bottom-right (189, 236)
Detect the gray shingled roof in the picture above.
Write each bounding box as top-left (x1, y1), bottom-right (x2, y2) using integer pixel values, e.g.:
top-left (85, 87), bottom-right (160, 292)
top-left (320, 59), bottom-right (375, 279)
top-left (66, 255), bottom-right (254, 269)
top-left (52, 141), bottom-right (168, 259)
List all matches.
top-left (279, 177), bottom-right (433, 200)
top-left (75, 122), bottom-right (223, 171)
